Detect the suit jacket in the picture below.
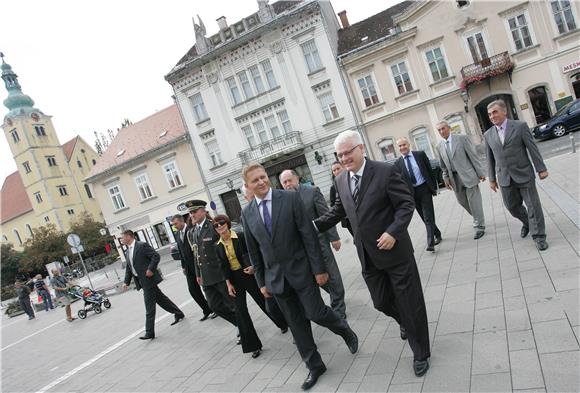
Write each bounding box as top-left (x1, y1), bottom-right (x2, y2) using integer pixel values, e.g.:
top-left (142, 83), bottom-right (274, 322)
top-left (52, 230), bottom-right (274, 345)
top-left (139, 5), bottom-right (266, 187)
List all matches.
top-left (296, 184), bottom-right (340, 243)
top-left (437, 134), bottom-right (485, 189)
top-left (175, 225), bottom-right (195, 274)
top-left (315, 160), bottom-right (415, 268)
top-left (215, 230), bottom-right (252, 281)
top-left (191, 220), bottom-right (226, 287)
top-left (484, 119), bottom-right (547, 187)
top-left (123, 241), bottom-right (162, 291)
top-left (241, 189), bottom-right (324, 294)
top-left (395, 150), bottom-right (437, 195)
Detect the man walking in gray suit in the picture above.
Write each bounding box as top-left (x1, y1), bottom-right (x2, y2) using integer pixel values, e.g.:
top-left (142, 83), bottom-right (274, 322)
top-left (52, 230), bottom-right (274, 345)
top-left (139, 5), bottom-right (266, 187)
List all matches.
top-left (436, 121), bottom-right (486, 239)
top-left (279, 169), bottom-right (347, 319)
top-left (241, 163), bottom-right (358, 390)
top-left (485, 99), bottom-right (549, 251)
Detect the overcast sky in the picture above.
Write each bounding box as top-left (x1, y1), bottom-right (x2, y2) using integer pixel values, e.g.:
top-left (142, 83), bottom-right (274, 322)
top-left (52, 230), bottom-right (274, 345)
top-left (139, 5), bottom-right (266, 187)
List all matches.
top-left (0, 0), bottom-right (396, 184)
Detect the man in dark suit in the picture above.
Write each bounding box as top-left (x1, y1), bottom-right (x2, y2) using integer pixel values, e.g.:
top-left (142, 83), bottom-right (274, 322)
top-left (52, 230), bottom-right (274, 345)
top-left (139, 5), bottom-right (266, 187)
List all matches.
top-left (315, 130), bottom-right (431, 377)
top-left (188, 200), bottom-right (238, 327)
top-left (485, 99), bottom-right (549, 250)
top-left (279, 169), bottom-right (347, 319)
top-left (170, 214), bottom-right (215, 321)
top-left (122, 230), bottom-right (184, 340)
top-left (241, 163), bottom-right (358, 391)
top-left (395, 137), bottom-right (442, 252)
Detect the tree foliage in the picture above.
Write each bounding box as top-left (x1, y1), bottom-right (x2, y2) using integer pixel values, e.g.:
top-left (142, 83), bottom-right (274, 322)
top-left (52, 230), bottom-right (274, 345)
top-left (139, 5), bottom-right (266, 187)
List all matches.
top-left (68, 215), bottom-right (108, 257)
top-left (1, 243), bottom-right (24, 287)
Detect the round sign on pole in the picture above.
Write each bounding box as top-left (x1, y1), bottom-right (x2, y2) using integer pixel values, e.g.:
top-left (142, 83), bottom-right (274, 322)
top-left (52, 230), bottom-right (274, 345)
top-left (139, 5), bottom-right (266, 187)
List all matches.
top-left (66, 233), bottom-right (81, 247)
top-left (209, 201), bottom-right (217, 211)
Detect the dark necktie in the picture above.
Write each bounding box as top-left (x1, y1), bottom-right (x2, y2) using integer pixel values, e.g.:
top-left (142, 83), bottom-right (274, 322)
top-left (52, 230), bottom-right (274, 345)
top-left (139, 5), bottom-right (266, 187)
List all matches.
top-left (260, 200), bottom-right (272, 236)
top-left (405, 155), bottom-right (417, 185)
top-left (352, 175), bottom-right (360, 205)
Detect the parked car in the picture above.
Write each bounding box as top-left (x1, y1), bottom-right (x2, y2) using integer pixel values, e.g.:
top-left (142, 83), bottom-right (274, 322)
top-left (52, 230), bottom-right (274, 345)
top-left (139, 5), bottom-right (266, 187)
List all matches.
top-left (532, 99), bottom-right (580, 140)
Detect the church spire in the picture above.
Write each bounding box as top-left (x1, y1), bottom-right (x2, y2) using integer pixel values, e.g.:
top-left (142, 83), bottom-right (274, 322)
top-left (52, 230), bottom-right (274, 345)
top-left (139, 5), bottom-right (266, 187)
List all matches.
top-left (1, 53), bottom-right (39, 117)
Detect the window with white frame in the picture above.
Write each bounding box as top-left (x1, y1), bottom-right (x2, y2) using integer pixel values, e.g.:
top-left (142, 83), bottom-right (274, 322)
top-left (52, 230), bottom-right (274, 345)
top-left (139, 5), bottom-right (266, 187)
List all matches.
top-left (390, 61), bottom-right (414, 95)
top-left (465, 31), bottom-right (489, 63)
top-left (46, 156), bottom-right (57, 166)
top-left (446, 115), bottom-right (467, 134)
top-left (508, 13), bottom-right (534, 51)
top-left (378, 138), bottom-right (397, 160)
top-left (550, 0), bottom-right (576, 34)
top-left (26, 224), bottom-right (33, 238)
top-left (162, 161), bottom-right (183, 189)
top-left (67, 209), bottom-right (75, 215)
top-left (35, 126), bottom-right (46, 136)
top-left (10, 130), bottom-right (19, 143)
top-left (34, 192), bottom-right (42, 203)
top-left (242, 125), bottom-right (257, 147)
top-left (301, 39), bottom-right (323, 73)
top-left (253, 120), bottom-right (268, 143)
top-left (249, 65), bottom-right (266, 94)
top-left (261, 59), bottom-right (278, 89)
top-left (318, 92), bottom-right (339, 122)
top-left (265, 115), bottom-right (281, 138)
top-left (425, 47), bottom-right (449, 82)
top-left (13, 229), bottom-right (22, 246)
top-left (190, 93), bottom-right (209, 123)
top-left (57, 185), bottom-right (68, 196)
top-left (237, 70), bottom-right (254, 100)
top-left (22, 161), bottom-right (31, 173)
top-left (205, 139), bottom-right (223, 167)
top-left (108, 185), bottom-right (126, 210)
top-left (411, 128), bottom-right (434, 159)
top-left (226, 77), bottom-right (242, 105)
top-left (135, 174), bottom-right (154, 200)
top-left (44, 216), bottom-right (50, 222)
top-left (357, 75), bottom-right (379, 107)
top-left (277, 110), bottom-right (292, 134)
top-left (84, 184), bottom-right (93, 199)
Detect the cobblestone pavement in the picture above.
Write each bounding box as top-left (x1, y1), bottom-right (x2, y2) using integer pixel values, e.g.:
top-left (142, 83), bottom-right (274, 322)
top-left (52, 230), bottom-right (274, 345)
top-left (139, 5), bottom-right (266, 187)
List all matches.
top-left (1, 153), bottom-right (578, 393)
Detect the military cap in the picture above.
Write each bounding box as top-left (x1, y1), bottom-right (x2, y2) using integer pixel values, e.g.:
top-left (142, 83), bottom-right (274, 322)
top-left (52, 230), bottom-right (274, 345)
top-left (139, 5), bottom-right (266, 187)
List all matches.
top-left (184, 199), bottom-right (207, 212)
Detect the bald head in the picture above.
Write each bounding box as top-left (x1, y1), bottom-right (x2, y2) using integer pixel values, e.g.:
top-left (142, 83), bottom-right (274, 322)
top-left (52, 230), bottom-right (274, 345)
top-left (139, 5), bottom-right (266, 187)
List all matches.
top-left (280, 169), bottom-right (300, 190)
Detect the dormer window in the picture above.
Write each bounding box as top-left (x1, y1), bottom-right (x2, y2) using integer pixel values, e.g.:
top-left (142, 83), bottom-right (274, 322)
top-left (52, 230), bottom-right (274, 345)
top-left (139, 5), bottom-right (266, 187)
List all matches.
top-left (116, 149), bottom-right (125, 157)
top-left (159, 130), bottom-right (168, 138)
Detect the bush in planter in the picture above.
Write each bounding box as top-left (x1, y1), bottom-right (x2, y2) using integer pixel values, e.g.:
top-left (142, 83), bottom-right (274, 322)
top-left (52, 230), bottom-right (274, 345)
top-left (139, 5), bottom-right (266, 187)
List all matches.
top-left (5, 300), bottom-right (25, 317)
top-left (1, 285), bottom-right (17, 301)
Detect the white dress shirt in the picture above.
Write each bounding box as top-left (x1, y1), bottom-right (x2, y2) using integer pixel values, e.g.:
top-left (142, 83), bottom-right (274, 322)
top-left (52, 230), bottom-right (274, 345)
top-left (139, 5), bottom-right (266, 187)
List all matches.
top-left (349, 159), bottom-right (367, 194)
top-left (254, 187), bottom-right (273, 224)
top-left (126, 240), bottom-right (138, 276)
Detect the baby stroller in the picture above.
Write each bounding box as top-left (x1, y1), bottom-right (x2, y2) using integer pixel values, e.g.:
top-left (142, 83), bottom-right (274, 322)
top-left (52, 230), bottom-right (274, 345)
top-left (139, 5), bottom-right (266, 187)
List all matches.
top-left (68, 285), bottom-right (111, 319)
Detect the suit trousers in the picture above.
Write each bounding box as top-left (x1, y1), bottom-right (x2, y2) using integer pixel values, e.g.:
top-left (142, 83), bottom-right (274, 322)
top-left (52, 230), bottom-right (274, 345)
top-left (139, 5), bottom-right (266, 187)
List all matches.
top-left (318, 236), bottom-right (347, 319)
top-left (500, 179), bottom-right (546, 239)
top-left (413, 183), bottom-right (441, 246)
top-left (451, 172), bottom-right (485, 230)
top-left (274, 280), bottom-right (349, 371)
top-left (203, 281), bottom-right (237, 326)
top-left (361, 248), bottom-right (430, 361)
top-left (184, 272), bottom-right (212, 316)
top-left (19, 297), bottom-right (35, 318)
top-left (143, 285), bottom-right (183, 336)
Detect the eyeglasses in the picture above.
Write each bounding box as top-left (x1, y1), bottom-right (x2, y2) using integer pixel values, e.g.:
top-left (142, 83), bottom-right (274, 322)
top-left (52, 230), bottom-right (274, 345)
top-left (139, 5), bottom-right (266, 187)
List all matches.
top-left (213, 220), bottom-right (227, 228)
top-left (336, 144), bottom-right (360, 159)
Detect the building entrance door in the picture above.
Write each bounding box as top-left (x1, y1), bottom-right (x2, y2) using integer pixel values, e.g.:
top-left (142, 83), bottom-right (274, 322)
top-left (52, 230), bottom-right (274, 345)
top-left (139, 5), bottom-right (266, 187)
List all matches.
top-left (475, 94), bottom-right (519, 133)
top-left (221, 190), bottom-right (242, 222)
top-left (528, 86), bottom-right (552, 124)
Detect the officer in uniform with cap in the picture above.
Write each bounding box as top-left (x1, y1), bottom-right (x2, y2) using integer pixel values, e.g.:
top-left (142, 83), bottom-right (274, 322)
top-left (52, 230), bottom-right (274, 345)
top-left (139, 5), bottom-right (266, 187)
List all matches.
top-left (187, 200), bottom-right (237, 327)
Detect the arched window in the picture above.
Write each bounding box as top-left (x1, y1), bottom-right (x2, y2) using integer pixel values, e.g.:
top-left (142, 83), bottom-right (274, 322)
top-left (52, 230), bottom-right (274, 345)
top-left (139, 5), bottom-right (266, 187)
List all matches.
top-left (26, 224), bottom-right (34, 238)
top-left (13, 229), bottom-right (22, 245)
top-left (2, 235), bottom-right (8, 242)
top-left (444, 114), bottom-right (467, 134)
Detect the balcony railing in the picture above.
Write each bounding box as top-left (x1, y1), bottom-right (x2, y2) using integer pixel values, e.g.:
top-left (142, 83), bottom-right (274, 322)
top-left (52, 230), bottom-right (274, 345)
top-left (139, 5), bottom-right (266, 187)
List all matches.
top-left (461, 51), bottom-right (514, 88)
top-left (238, 131), bottom-right (303, 165)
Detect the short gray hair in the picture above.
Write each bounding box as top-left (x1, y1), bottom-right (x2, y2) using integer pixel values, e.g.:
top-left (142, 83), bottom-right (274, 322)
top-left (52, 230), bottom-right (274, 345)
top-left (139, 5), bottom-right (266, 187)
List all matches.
top-left (487, 99), bottom-right (507, 112)
top-left (334, 130), bottom-right (363, 150)
top-left (436, 120), bottom-right (450, 129)
top-left (396, 136), bottom-right (410, 145)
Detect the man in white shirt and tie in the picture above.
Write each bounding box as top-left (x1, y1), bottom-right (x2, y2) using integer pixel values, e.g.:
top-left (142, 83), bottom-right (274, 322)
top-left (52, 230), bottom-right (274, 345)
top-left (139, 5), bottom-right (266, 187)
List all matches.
top-left (484, 99), bottom-right (549, 251)
top-left (436, 121), bottom-right (486, 239)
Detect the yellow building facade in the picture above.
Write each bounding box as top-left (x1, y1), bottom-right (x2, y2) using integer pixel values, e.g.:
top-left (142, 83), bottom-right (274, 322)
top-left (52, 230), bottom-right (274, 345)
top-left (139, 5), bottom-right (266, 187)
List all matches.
top-left (0, 56), bottom-right (103, 250)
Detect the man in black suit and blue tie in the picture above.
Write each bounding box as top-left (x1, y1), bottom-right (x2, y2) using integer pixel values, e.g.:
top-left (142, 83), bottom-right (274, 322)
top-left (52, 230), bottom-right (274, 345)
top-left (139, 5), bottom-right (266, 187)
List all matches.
top-left (241, 163), bottom-right (358, 391)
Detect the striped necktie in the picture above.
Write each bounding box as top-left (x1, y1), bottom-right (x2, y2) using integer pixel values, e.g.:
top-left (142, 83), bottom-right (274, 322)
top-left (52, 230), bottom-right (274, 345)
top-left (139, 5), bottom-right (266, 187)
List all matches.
top-left (352, 174), bottom-right (361, 205)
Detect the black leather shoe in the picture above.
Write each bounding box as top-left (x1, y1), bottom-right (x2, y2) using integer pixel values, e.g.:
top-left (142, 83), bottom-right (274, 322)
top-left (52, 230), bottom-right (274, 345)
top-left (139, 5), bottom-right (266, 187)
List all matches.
top-left (301, 365), bottom-right (326, 390)
top-left (434, 236), bottom-right (442, 245)
top-left (171, 313), bottom-right (185, 326)
top-left (280, 327), bottom-right (288, 334)
top-left (474, 230), bottom-right (485, 240)
top-left (251, 349), bottom-right (261, 358)
top-left (209, 312), bottom-right (218, 319)
top-left (342, 327), bottom-right (358, 354)
top-left (426, 246), bottom-right (435, 252)
top-left (199, 312), bottom-right (210, 322)
top-left (535, 239), bottom-right (549, 251)
top-left (400, 326), bottom-right (407, 340)
top-left (139, 335), bottom-right (155, 340)
top-left (414, 359), bottom-right (429, 377)
top-left (521, 225), bottom-right (529, 238)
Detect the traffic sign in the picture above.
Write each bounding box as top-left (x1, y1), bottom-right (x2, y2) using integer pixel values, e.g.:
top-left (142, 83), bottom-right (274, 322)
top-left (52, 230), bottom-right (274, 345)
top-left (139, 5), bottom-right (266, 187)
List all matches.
top-left (71, 245), bottom-right (84, 254)
top-left (67, 233), bottom-right (81, 247)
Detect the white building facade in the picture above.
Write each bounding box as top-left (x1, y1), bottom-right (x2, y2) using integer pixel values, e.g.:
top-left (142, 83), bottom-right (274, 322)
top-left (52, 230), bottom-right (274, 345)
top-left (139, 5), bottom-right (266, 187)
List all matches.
top-left (166, 0), bottom-right (360, 221)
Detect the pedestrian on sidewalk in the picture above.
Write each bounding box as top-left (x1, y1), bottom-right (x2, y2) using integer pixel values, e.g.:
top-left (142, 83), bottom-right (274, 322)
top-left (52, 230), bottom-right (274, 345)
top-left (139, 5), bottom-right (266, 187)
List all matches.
top-left (395, 137), bottom-right (442, 252)
top-left (315, 130), bottom-right (431, 377)
top-left (15, 280), bottom-right (35, 320)
top-left (242, 163), bottom-right (358, 391)
top-left (436, 121), bottom-right (486, 240)
top-left (50, 269), bottom-right (76, 322)
top-left (121, 230), bottom-right (184, 340)
top-left (485, 99), bottom-right (549, 251)
top-left (34, 274), bottom-right (54, 311)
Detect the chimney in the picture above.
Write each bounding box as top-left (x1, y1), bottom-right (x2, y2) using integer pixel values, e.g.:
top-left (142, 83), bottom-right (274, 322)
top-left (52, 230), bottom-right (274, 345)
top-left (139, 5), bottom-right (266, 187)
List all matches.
top-left (216, 16), bottom-right (228, 30)
top-left (338, 10), bottom-right (350, 29)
